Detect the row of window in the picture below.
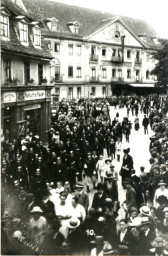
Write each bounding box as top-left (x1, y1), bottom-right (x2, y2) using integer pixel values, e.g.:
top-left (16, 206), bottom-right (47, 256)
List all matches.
top-left (1, 14), bottom-right (41, 46)
top-left (68, 87), bottom-right (106, 98)
top-left (53, 43), bottom-right (152, 61)
top-left (3, 59), bottom-right (44, 85)
top-left (67, 66), bottom-right (152, 79)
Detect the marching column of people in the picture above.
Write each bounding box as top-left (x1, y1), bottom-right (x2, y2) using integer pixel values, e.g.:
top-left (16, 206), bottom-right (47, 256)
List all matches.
top-left (1, 94), bottom-right (168, 255)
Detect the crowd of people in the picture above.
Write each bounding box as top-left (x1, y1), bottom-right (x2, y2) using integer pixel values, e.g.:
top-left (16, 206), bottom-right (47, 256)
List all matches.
top-left (1, 94), bottom-right (168, 255)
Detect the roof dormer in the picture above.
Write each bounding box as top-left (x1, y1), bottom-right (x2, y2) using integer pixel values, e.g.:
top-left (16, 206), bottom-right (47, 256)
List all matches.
top-left (0, 7), bottom-right (11, 40)
top-left (13, 16), bottom-right (30, 45)
top-left (67, 21), bottom-right (81, 34)
top-left (45, 17), bottom-right (58, 32)
top-left (29, 22), bottom-right (42, 48)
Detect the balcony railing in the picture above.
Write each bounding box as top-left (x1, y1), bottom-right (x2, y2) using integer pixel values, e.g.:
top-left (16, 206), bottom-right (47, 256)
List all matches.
top-left (135, 58), bottom-right (142, 64)
top-left (111, 56), bottom-right (124, 63)
top-left (89, 77), bottom-right (99, 82)
top-left (90, 54), bottom-right (98, 61)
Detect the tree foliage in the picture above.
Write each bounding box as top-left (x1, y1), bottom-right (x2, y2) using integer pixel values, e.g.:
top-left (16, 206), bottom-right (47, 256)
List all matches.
top-left (151, 40), bottom-right (168, 87)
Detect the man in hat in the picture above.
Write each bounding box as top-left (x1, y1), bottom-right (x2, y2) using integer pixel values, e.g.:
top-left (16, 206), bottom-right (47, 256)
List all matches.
top-left (92, 183), bottom-right (106, 215)
top-left (28, 206), bottom-right (47, 246)
top-left (38, 189), bottom-right (55, 217)
top-left (153, 180), bottom-right (168, 208)
top-left (75, 182), bottom-right (89, 213)
top-left (103, 173), bottom-right (118, 214)
top-left (123, 178), bottom-right (137, 212)
top-left (139, 216), bottom-right (156, 255)
top-left (66, 218), bottom-right (86, 255)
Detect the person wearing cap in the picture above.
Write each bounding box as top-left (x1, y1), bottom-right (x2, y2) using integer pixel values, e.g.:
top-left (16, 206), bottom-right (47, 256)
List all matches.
top-left (139, 216), bottom-right (156, 255)
top-left (153, 180), bottom-right (168, 208)
top-left (28, 206), bottom-right (47, 246)
top-left (75, 182), bottom-right (89, 213)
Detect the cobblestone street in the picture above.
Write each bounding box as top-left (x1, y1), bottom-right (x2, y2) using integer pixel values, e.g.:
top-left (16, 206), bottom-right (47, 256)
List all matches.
top-left (89, 106), bottom-right (155, 218)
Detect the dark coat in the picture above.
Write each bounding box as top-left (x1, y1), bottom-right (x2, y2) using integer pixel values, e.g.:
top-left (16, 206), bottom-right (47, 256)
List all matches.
top-left (117, 228), bottom-right (133, 254)
top-left (139, 229), bottom-right (155, 255)
top-left (103, 180), bottom-right (118, 201)
top-left (75, 191), bottom-right (89, 212)
top-left (92, 192), bottom-right (106, 213)
top-left (126, 186), bottom-right (137, 211)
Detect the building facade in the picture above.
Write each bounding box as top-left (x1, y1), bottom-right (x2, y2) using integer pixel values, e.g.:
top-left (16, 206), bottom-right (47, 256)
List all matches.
top-left (1, 0), bottom-right (53, 143)
top-left (23, 0), bottom-right (161, 101)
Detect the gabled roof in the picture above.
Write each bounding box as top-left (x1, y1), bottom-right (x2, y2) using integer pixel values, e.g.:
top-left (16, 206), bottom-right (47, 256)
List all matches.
top-left (1, 0), bottom-right (52, 60)
top-left (22, 0), bottom-right (159, 49)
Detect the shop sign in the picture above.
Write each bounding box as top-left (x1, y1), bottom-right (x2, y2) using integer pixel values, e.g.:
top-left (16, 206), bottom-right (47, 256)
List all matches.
top-left (18, 90), bottom-right (45, 101)
top-left (23, 104), bottom-right (41, 111)
top-left (3, 92), bottom-right (16, 103)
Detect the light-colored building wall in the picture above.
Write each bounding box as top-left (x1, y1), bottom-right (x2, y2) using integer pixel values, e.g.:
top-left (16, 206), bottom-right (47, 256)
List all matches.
top-left (44, 20), bottom-right (158, 100)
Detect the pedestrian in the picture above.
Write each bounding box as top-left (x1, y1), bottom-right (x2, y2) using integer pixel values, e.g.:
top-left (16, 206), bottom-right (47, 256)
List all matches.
top-left (120, 148), bottom-right (134, 187)
top-left (142, 114), bottom-right (149, 134)
top-left (134, 116), bottom-right (140, 131)
top-left (123, 178), bottom-right (137, 212)
top-left (28, 206), bottom-right (47, 246)
top-left (115, 138), bottom-right (122, 162)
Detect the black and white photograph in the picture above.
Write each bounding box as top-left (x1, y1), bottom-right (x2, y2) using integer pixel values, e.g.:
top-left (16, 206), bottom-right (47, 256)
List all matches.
top-left (1, 0), bottom-right (168, 255)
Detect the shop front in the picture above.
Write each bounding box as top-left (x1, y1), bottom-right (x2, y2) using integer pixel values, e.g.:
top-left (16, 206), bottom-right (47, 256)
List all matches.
top-left (1, 86), bottom-right (53, 144)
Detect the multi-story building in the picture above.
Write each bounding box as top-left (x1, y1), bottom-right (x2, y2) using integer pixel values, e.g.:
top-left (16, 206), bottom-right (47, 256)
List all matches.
top-left (1, 0), bottom-right (53, 143)
top-left (23, 0), bottom-right (161, 101)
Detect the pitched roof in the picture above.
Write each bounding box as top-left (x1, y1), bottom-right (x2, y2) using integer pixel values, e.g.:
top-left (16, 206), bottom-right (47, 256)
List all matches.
top-left (1, 0), bottom-right (53, 59)
top-left (22, 0), bottom-right (159, 48)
